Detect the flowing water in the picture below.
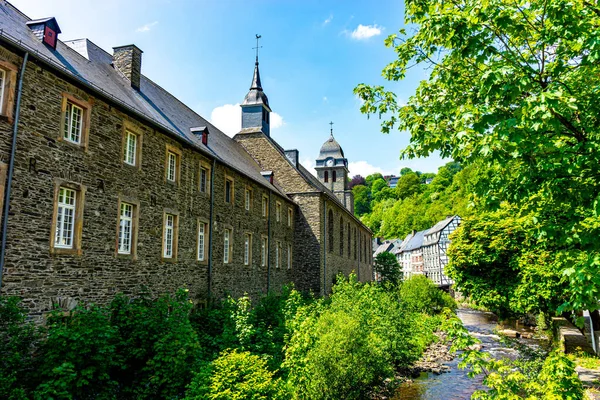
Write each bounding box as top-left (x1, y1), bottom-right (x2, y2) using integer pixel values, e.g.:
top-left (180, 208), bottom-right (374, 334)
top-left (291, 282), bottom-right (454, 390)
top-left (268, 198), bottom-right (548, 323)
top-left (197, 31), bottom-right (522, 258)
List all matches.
top-left (393, 308), bottom-right (541, 400)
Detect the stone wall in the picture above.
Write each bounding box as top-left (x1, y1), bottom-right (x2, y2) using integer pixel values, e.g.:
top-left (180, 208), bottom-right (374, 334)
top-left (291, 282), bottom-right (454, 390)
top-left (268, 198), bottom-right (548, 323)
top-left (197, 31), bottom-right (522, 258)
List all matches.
top-left (0, 46), bottom-right (295, 317)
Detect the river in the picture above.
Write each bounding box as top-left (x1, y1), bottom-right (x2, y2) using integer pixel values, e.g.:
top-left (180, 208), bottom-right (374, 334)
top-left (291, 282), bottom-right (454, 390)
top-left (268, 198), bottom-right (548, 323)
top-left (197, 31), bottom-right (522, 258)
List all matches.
top-left (393, 308), bottom-right (542, 400)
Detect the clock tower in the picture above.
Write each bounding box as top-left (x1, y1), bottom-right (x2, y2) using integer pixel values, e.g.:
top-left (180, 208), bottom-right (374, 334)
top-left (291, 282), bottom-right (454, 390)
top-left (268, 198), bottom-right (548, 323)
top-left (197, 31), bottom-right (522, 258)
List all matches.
top-left (315, 125), bottom-right (354, 212)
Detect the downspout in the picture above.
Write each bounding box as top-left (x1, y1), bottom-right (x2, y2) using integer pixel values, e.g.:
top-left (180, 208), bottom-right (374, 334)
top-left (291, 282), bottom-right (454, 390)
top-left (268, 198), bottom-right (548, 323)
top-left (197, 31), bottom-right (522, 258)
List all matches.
top-left (267, 190), bottom-right (272, 293)
top-left (323, 198), bottom-right (327, 295)
top-left (207, 158), bottom-right (216, 300)
top-left (0, 52), bottom-right (28, 292)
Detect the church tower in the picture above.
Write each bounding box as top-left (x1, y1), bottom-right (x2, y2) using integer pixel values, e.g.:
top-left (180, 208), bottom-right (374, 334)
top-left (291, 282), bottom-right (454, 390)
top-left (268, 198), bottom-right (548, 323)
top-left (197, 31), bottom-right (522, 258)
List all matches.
top-left (315, 126), bottom-right (354, 213)
top-left (241, 36), bottom-right (271, 136)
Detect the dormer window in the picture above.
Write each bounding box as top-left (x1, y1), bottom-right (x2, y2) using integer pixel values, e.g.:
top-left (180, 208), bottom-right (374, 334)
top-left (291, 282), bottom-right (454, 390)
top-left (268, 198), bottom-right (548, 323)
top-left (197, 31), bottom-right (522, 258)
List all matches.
top-left (26, 17), bottom-right (62, 50)
top-left (191, 126), bottom-right (209, 146)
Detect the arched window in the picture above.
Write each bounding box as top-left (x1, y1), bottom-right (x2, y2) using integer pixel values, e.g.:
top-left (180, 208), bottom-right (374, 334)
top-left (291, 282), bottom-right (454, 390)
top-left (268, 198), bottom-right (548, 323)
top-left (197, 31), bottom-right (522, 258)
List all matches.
top-left (347, 223), bottom-right (351, 258)
top-left (333, 171), bottom-right (337, 182)
top-left (328, 209), bottom-right (334, 252)
top-left (339, 217), bottom-right (344, 256)
top-left (324, 171), bottom-right (329, 183)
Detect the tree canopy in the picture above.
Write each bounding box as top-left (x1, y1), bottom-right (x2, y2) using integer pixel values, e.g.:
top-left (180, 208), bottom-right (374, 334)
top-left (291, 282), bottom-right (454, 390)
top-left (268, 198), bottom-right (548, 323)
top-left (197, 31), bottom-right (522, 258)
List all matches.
top-left (355, 0), bottom-right (600, 316)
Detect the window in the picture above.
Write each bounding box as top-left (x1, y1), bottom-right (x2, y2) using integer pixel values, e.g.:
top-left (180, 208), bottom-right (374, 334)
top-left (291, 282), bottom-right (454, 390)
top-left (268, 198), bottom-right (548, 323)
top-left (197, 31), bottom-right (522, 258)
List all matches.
top-left (224, 228), bottom-right (231, 263)
top-left (324, 171), bottom-right (329, 183)
top-left (167, 152), bottom-right (177, 182)
top-left (276, 202), bottom-right (281, 222)
top-left (275, 242), bottom-right (280, 268)
top-left (225, 177), bottom-right (234, 204)
top-left (287, 244), bottom-right (292, 269)
top-left (333, 171), bottom-right (337, 182)
top-left (123, 130), bottom-right (138, 166)
top-left (261, 236), bottom-right (268, 266)
top-left (328, 209), bottom-right (334, 253)
top-left (244, 233), bottom-right (252, 266)
top-left (199, 163), bottom-right (211, 193)
top-left (64, 101), bottom-right (83, 144)
top-left (198, 221), bottom-right (207, 261)
top-left (287, 208), bottom-right (293, 227)
top-left (51, 183), bottom-right (85, 254)
top-left (165, 145), bottom-right (182, 184)
top-left (118, 202), bottom-right (134, 254)
top-left (339, 217), bottom-right (344, 256)
top-left (55, 187), bottom-right (76, 249)
top-left (262, 196), bottom-right (269, 218)
top-left (163, 213), bottom-right (177, 259)
top-left (245, 188), bottom-right (252, 211)
top-left (347, 223), bottom-right (351, 259)
top-left (0, 62), bottom-right (16, 120)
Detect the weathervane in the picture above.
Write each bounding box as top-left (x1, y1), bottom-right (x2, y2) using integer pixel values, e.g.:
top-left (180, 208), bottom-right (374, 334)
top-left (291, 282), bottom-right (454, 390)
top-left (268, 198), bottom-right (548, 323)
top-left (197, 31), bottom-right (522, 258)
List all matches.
top-left (253, 34), bottom-right (262, 63)
top-left (329, 121), bottom-right (334, 136)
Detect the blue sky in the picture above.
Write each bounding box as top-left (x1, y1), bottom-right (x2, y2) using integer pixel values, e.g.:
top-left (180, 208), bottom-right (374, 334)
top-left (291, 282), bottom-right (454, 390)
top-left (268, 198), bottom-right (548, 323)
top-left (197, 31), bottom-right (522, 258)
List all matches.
top-left (11, 0), bottom-right (446, 177)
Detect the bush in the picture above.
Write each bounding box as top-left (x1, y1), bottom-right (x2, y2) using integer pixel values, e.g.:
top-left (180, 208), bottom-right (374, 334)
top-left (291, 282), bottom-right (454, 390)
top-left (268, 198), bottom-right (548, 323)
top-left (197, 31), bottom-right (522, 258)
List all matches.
top-left (185, 349), bottom-right (288, 400)
top-left (400, 275), bottom-right (457, 314)
top-left (285, 275), bottom-right (432, 399)
top-left (373, 252), bottom-right (402, 285)
top-left (0, 297), bottom-right (39, 400)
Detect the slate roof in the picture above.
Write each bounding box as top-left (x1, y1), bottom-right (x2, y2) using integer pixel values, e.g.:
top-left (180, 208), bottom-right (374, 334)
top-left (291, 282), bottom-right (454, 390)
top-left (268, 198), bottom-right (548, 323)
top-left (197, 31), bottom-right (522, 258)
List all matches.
top-left (373, 239), bottom-right (402, 257)
top-left (425, 216), bottom-right (457, 235)
top-left (317, 133), bottom-right (345, 160)
top-left (0, 2), bottom-right (288, 198)
top-left (399, 230), bottom-right (425, 252)
top-left (242, 61), bottom-right (270, 109)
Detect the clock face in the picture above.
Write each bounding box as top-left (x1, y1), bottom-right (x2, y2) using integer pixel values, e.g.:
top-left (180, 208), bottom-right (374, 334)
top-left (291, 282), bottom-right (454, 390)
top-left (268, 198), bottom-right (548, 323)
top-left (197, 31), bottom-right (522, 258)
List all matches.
top-left (326, 159), bottom-right (334, 167)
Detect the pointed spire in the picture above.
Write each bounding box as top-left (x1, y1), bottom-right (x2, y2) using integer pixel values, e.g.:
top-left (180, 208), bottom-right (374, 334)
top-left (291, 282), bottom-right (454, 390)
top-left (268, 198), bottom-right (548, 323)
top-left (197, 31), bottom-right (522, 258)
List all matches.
top-left (250, 61), bottom-right (263, 90)
top-left (329, 121), bottom-right (335, 140)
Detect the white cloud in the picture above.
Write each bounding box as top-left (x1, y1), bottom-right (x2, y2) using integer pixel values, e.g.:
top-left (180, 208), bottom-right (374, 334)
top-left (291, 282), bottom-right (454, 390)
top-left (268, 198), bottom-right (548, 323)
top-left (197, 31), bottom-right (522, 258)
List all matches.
top-left (300, 157), bottom-right (317, 176)
top-left (323, 96), bottom-right (328, 103)
top-left (349, 24), bottom-right (383, 40)
top-left (323, 14), bottom-right (333, 26)
top-left (210, 103), bottom-right (284, 137)
top-left (348, 161), bottom-right (391, 178)
top-left (136, 21), bottom-right (158, 33)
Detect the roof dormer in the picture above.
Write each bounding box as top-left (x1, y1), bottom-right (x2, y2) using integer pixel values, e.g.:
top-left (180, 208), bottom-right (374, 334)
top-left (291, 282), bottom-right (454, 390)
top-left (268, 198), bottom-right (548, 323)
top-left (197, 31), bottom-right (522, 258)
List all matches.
top-left (26, 17), bottom-right (61, 50)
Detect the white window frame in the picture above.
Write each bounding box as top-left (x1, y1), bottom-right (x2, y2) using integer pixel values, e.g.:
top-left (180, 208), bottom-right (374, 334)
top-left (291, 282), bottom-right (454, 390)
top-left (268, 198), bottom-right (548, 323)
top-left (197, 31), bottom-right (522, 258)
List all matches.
top-left (224, 228), bottom-right (231, 264)
top-left (55, 187), bottom-right (76, 249)
top-left (198, 221), bottom-right (206, 261)
top-left (244, 233), bottom-right (251, 266)
top-left (64, 101), bottom-right (84, 144)
top-left (200, 166), bottom-right (208, 193)
top-left (124, 130), bottom-right (137, 166)
top-left (118, 202), bottom-right (134, 254)
top-left (0, 69), bottom-right (6, 115)
top-left (163, 214), bottom-right (175, 258)
top-left (167, 152), bottom-right (177, 182)
top-left (261, 236), bottom-right (268, 267)
top-left (245, 188), bottom-right (251, 211)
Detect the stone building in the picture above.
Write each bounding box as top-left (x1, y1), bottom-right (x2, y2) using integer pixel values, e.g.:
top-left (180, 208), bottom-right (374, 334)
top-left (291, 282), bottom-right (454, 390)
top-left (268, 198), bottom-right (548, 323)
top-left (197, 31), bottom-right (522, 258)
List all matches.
top-left (0, 2), bottom-right (372, 317)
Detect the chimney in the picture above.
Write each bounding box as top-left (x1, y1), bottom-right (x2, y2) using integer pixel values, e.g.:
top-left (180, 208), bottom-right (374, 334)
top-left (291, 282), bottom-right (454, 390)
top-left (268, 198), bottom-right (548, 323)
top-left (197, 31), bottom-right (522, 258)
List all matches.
top-left (113, 45), bottom-right (143, 91)
top-left (261, 171), bottom-right (274, 185)
top-left (191, 126), bottom-right (209, 146)
top-left (284, 149), bottom-right (299, 168)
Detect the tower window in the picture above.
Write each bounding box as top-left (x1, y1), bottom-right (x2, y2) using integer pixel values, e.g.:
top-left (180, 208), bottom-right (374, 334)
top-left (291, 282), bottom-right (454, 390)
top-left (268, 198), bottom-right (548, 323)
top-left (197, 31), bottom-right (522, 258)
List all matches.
top-left (333, 171), bottom-right (337, 182)
top-left (324, 171), bottom-right (329, 183)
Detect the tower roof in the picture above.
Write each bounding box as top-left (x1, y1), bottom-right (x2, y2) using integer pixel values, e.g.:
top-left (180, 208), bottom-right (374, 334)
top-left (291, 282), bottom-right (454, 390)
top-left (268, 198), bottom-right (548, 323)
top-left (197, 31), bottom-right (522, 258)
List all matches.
top-left (317, 133), bottom-right (345, 160)
top-left (242, 61), bottom-right (270, 109)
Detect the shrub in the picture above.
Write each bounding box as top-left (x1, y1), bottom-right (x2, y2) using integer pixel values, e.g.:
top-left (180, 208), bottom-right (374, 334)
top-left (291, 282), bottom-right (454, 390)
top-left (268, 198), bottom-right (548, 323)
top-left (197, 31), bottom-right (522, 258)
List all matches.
top-left (399, 275), bottom-right (457, 314)
top-left (373, 252), bottom-right (402, 285)
top-left (0, 297), bottom-right (39, 400)
top-left (285, 275), bottom-right (429, 399)
top-left (35, 305), bottom-right (119, 400)
top-left (185, 349), bottom-right (288, 400)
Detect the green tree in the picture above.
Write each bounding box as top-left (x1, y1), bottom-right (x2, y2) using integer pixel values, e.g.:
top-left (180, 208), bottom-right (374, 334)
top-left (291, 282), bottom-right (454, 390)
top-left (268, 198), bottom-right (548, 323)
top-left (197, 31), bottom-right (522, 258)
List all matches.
top-left (374, 252), bottom-right (402, 285)
top-left (355, 0), bottom-right (600, 315)
top-left (395, 172), bottom-right (421, 199)
top-left (365, 173), bottom-right (384, 188)
top-left (400, 167), bottom-right (413, 176)
top-left (353, 185), bottom-right (371, 216)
